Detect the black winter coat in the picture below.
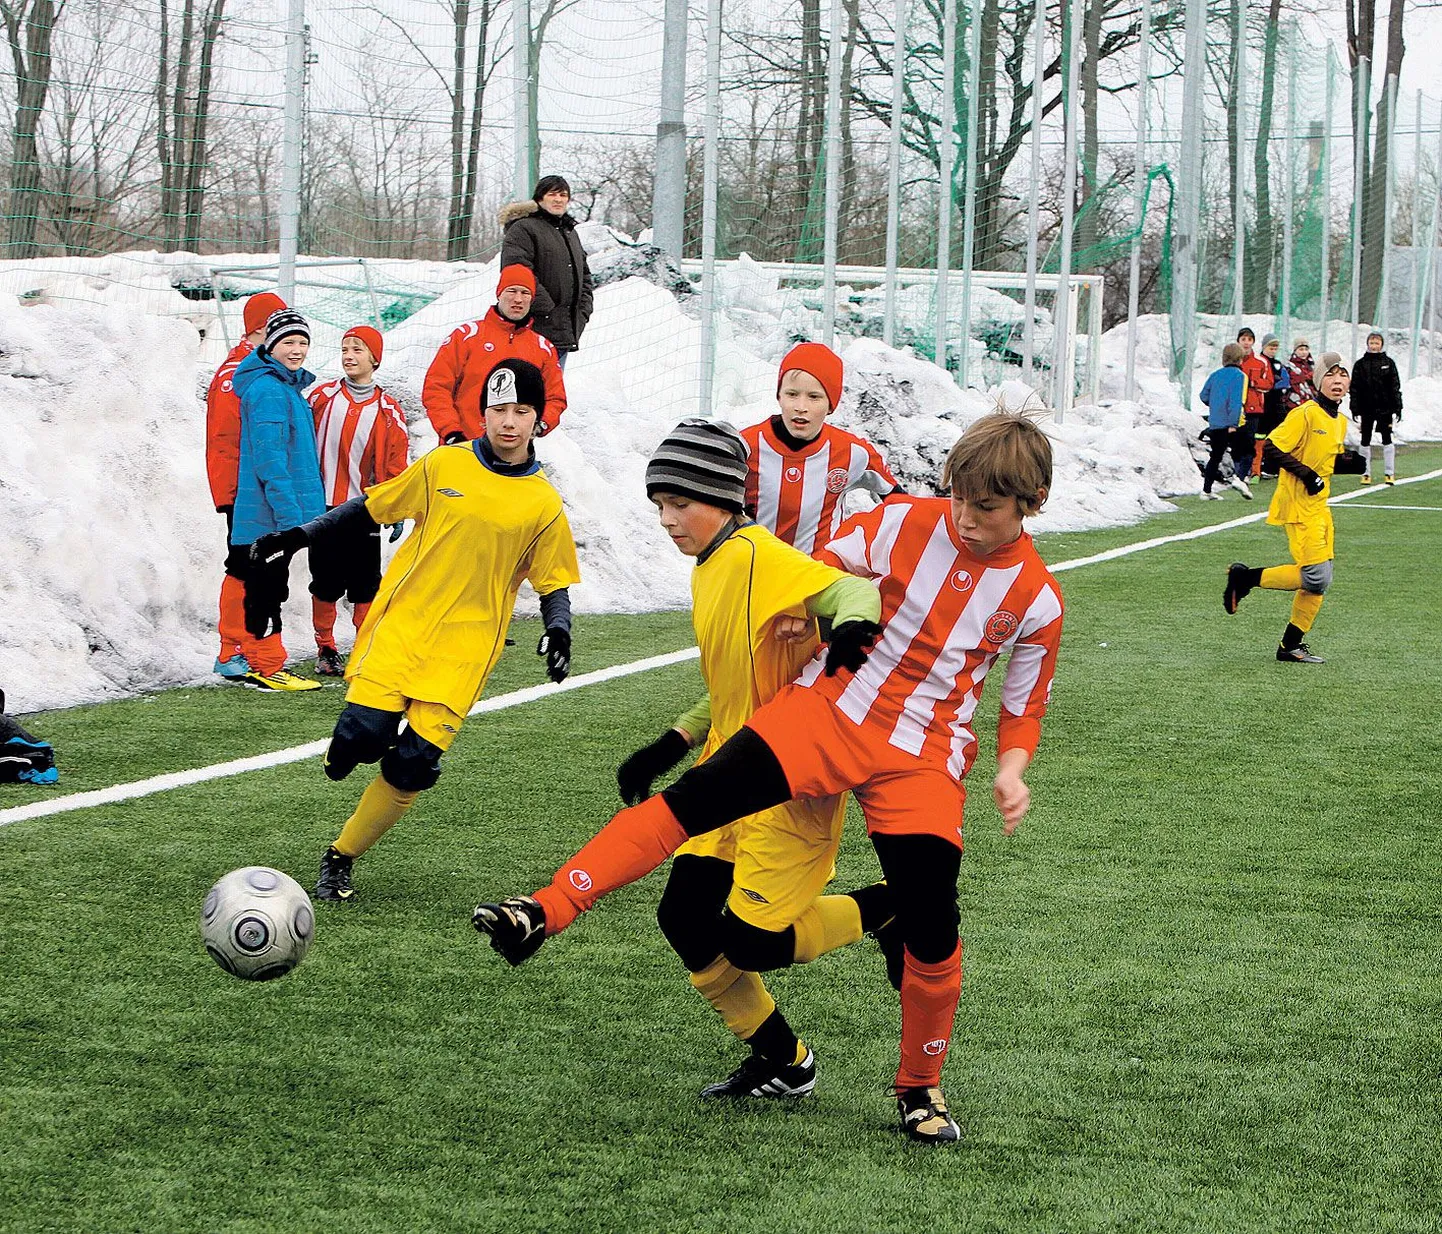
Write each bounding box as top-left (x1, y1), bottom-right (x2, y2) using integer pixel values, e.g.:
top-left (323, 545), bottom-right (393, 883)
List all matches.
top-left (1349, 350), bottom-right (1403, 417)
top-left (499, 201), bottom-right (594, 352)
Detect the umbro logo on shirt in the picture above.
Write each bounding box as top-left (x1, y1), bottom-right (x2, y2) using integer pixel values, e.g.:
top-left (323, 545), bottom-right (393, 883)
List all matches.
top-left (739, 887), bottom-right (770, 904)
top-left (438, 488), bottom-right (465, 497)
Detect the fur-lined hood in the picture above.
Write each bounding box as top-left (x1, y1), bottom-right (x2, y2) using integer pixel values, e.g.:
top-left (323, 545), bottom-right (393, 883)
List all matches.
top-left (499, 200), bottom-right (540, 227)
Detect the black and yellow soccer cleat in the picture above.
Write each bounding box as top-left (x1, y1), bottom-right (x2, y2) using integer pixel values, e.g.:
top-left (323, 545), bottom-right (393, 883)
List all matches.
top-left (244, 668), bottom-right (322, 693)
top-left (701, 1049), bottom-right (816, 1099)
top-left (315, 846), bottom-right (356, 901)
top-left (1223, 562), bottom-right (1254, 615)
top-left (472, 896), bottom-right (547, 965)
top-left (315, 646), bottom-right (345, 677)
top-left (896, 1085), bottom-right (961, 1143)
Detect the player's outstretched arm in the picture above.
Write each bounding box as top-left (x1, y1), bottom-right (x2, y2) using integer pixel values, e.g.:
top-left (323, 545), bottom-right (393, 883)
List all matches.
top-left (993, 747), bottom-right (1032, 836)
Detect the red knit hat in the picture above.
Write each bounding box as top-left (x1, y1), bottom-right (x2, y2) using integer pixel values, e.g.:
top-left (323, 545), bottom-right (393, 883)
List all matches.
top-left (497, 264), bottom-right (536, 296)
top-left (243, 292), bottom-right (287, 336)
top-left (343, 324), bottom-right (384, 366)
top-left (777, 342), bottom-right (844, 410)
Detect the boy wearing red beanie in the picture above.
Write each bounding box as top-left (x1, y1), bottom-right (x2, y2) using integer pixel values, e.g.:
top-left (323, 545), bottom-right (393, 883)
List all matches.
top-left (206, 290), bottom-right (287, 680)
top-left (306, 325), bottom-right (411, 675)
top-left (740, 342), bottom-right (902, 553)
top-left (421, 264), bottom-right (567, 443)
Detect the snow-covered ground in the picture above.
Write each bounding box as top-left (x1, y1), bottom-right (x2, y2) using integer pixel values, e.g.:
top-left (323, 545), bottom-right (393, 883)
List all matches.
top-left (3, 242), bottom-right (1440, 712)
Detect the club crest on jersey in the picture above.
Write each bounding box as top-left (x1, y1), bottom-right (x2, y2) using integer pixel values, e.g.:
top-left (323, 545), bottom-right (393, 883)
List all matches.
top-left (784, 465), bottom-right (803, 483)
top-left (484, 341), bottom-right (495, 351)
top-left (825, 467), bottom-right (849, 494)
top-left (923, 1038), bottom-right (948, 1056)
top-left (950, 569), bottom-right (974, 593)
top-left (983, 610), bottom-right (1020, 644)
top-left (569, 869), bottom-right (593, 892)
top-left (221, 379), bottom-right (233, 393)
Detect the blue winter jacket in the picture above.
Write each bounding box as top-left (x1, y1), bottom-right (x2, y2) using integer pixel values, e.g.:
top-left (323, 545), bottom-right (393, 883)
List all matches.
top-left (230, 347), bottom-right (326, 545)
top-left (1199, 365), bottom-right (1247, 432)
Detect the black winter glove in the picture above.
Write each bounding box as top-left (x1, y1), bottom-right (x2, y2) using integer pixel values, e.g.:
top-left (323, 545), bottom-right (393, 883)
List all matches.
top-left (388, 522), bottom-right (405, 543)
top-left (217, 504), bottom-right (233, 517)
top-left (250, 526), bottom-right (308, 570)
top-left (617, 728), bottom-right (691, 806)
top-left (444, 432), bottom-right (467, 445)
top-left (242, 561), bottom-right (290, 639)
top-left (538, 627), bottom-right (571, 683)
top-left (825, 619), bottom-right (883, 677)
top-left (1302, 470), bottom-right (1325, 496)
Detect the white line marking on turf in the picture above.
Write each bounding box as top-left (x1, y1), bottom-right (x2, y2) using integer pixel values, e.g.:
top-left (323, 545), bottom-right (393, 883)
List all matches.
top-left (5, 466), bottom-right (1440, 830)
top-left (0, 648), bottom-right (700, 828)
top-left (1335, 503), bottom-right (1442, 511)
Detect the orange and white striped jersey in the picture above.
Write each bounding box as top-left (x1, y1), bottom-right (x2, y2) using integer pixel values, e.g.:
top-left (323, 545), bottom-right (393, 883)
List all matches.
top-left (309, 379), bottom-right (410, 506)
top-left (799, 495), bottom-right (1063, 782)
top-left (740, 417), bottom-right (900, 554)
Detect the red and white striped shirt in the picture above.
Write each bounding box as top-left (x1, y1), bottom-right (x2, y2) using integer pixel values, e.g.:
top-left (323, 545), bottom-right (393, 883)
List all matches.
top-left (309, 379), bottom-right (410, 506)
top-left (800, 496), bottom-right (1063, 781)
top-left (741, 417), bottom-right (899, 554)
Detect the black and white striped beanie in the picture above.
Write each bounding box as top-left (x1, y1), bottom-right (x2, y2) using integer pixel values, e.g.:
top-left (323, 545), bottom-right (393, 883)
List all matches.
top-left (263, 308), bottom-right (310, 351)
top-left (645, 418), bottom-right (749, 514)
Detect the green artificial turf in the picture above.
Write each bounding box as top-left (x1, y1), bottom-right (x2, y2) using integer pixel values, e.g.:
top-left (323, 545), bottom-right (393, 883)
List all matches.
top-left (2, 453), bottom-right (1440, 1233)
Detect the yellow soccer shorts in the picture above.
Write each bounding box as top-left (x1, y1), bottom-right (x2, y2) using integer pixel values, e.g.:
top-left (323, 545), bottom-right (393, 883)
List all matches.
top-left (1284, 513), bottom-right (1334, 568)
top-left (676, 795), bottom-right (845, 932)
top-left (345, 675), bottom-right (466, 752)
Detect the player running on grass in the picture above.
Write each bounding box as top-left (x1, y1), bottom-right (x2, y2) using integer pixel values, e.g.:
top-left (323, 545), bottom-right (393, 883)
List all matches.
top-left (252, 359), bottom-right (580, 901)
top-left (475, 412), bottom-right (1065, 1144)
top-left (562, 417), bottom-right (891, 1101)
top-left (1224, 352), bottom-right (1366, 664)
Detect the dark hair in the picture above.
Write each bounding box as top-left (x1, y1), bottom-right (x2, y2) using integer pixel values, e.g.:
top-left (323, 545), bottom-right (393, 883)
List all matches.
top-left (1237, 327), bottom-right (1255, 341)
top-left (533, 175), bottom-right (571, 203)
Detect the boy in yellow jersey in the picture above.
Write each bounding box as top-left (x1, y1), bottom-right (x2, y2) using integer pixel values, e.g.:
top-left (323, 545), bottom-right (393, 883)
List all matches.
top-left (252, 359), bottom-right (580, 900)
top-left (1223, 353), bottom-right (1366, 663)
top-left (479, 418), bottom-right (890, 1099)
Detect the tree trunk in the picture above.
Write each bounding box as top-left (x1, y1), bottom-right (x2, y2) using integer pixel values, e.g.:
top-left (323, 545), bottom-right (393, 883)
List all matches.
top-left (446, 0), bottom-right (469, 260)
top-left (3, 0), bottom-right (59, 258)
top-left (1077, 0), bottom-right (1101, 263)
top-left (1226, 0), bottom-right (1241, 242)
top-left (1248, 0), bottom-right (1282, 306)
top-left (458, 0), bottom-right (494, 261)
top-left (181, 0), bottom-right (225, 251)
top-left (1358, 0), bottom-right (1405, 322)
top-left (795, 0), bottom-right (822, 245)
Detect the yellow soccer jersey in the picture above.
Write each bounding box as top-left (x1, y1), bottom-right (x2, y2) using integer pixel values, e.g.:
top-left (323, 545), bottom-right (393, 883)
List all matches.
top-left (1267, 400), bottom-right (1348, 527)
top-left (347, 443), bottom-right (580, 715)
top-left (692, 523), bottom-right (852, 741)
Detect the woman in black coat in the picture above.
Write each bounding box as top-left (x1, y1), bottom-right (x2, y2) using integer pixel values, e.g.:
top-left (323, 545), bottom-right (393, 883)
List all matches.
top-left (499, 175), bottom-right (594, 366)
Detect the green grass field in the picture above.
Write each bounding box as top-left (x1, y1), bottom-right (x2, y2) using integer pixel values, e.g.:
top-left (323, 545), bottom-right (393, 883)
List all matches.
top-left (3, 451), bottom-right (1441, 1234)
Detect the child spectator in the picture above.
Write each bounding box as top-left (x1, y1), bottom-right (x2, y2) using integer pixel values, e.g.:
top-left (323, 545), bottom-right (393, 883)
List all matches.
top-left (206, 290), bottom-right (286, 680)
top-left (251, 359), bottom-right (580, 901)
top-left (476, 412), bottom-right (1065, 1145)
top-left (1351, 331), bottom-right (1403, 484)
top-left (1224, 353), bottom-right (1366, 663)
top-left (1282, 340), bottom-right (1317, 414)
top-left (231, 308), bottom-right (326, 693)
top-left (1236, 327), bottom-right (1269, 483)
top-left (422, 266), bottom-right (567, 444)
top-left (307, 325), bottom-right (411, 676)
top-left (740, 343), bottom-right (902, 552)
top-left (1254, 333), bottom-right (1292, 477)
top-left (1198, 343), bottom-right (1253, 500)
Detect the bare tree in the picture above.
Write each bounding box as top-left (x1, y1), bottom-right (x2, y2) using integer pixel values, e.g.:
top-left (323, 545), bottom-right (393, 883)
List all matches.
top-left (155, 0), bottom-right (227, 251)
top-left (1, 0), bottom-right (63, 257)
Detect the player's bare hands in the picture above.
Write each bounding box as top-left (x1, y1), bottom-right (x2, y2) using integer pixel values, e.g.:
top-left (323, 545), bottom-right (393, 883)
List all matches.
top-left (772, 614), bottom-right (812, 643)
top-left (994, 769), bottom-right (1030, 835)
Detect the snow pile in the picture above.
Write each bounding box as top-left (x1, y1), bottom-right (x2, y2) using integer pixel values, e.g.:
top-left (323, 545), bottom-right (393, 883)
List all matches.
top-left (5, 243), bottom-right (1440, 713)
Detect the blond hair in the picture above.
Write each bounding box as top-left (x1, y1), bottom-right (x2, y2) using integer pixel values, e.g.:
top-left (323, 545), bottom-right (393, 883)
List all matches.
top-left (941, 411), bottom-right (1052, 514)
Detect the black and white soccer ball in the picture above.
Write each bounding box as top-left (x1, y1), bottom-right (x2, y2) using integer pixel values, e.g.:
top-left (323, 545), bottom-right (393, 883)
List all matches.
top-left (200, 866), bottom-right (314, 981)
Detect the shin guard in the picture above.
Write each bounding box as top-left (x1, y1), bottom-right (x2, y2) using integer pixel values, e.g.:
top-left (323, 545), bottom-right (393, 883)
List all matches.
top-left (896, 942), bottom-right (963, 1089)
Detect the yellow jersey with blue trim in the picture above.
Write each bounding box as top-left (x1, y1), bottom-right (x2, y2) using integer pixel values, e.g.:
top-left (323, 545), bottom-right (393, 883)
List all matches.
top-left (1266, 399), bottom-right (1348, 527)
top-left (347, 441), bottom-right (580, 714)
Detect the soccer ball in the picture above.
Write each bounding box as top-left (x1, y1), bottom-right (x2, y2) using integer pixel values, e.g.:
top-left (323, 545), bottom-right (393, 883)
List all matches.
top-left (200, 866), bottom-right (314, 981)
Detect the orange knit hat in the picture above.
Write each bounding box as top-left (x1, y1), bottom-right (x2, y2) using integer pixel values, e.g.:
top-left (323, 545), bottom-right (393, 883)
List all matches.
top-left (497, 264), bottom-right (536, 296)
top-left (243, 292), bottom-right (287, 336)
top-left (777, 342), bottom-right (843, 410)
top-left (343, 325), bottom-right (384, 366)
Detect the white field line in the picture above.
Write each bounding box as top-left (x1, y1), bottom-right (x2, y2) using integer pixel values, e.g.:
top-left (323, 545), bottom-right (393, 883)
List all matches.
top-left (4, 466), bottom-right (1439, 830)
top-left (1336, 503), bottom-right (1442, 511)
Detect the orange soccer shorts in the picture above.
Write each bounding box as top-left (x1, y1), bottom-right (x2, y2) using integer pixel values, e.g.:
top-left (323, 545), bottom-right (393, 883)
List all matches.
top-left (744, 682), bottom-right (965, 850)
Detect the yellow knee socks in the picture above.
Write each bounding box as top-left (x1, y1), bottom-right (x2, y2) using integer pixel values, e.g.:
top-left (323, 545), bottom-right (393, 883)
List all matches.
top-left (332, 774), bottom-right (420, 858)
top-left (1260, 565), bottom-right (1302, 590)
top-left (1290, 590), bottom-right (1324, 632)
top-left (690, 956), bottom-right (777, 1042)
top-left (791, 896), bottom-right (864, 965)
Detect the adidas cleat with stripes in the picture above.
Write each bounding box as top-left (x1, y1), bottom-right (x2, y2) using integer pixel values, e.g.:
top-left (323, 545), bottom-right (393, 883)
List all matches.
top-left (472, 895), bottom-right (547, 965)
top-left (897, 1085), bottom-right (961, 1143)
top-left (701, 1049), bottom-right (816, 1099)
